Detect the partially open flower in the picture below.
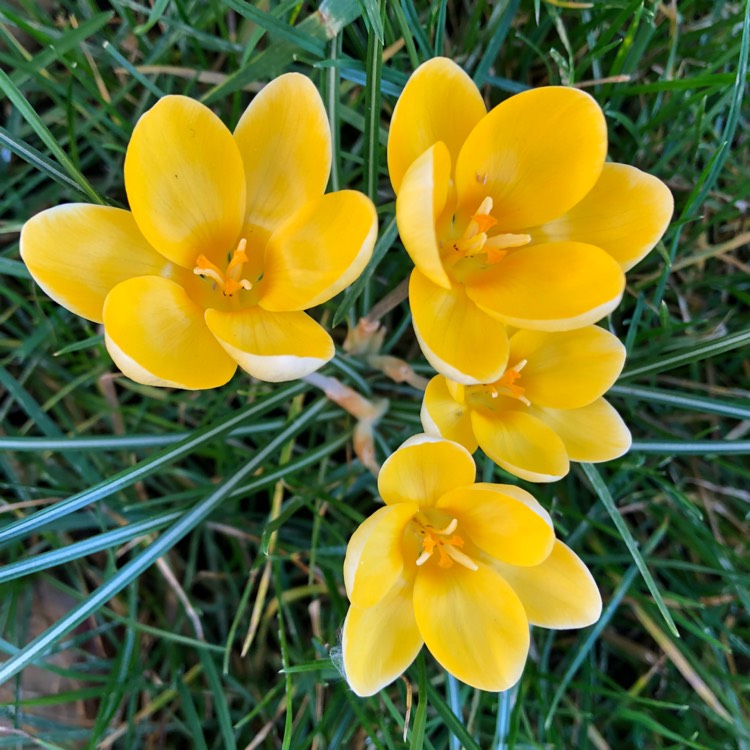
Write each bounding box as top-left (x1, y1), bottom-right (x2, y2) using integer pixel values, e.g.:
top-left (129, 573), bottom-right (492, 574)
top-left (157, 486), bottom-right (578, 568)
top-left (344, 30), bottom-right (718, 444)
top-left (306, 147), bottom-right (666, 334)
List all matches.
top-left (421, 326), bottom-right (631, 482)
top-left (388, 57), bottom-right (673, 384)
top-left (21, 74), bottom-right (377, 389)
top-left (342, 435), bottom-right (602, 696)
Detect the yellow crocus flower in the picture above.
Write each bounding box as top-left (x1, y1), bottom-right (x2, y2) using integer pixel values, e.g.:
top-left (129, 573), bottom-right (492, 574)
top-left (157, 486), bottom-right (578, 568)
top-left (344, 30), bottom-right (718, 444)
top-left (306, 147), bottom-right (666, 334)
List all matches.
top-left (21, 74), bottom-right (377, 389)
top-left (388, 57), bottom-right (673, 385)
top-left (342, 435), bottom-right (602, 696)
top-left (421, 326), bottom-right (631, 482)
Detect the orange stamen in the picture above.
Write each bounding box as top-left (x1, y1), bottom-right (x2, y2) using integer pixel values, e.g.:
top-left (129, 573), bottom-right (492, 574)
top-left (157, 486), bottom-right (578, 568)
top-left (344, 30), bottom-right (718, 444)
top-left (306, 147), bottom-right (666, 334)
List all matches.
top-left (414, 517), bottom-right (477, 571)
top-left (193, 238), bottom-right (253, 297)
top-left (490, 360), bottom-right (530, 405)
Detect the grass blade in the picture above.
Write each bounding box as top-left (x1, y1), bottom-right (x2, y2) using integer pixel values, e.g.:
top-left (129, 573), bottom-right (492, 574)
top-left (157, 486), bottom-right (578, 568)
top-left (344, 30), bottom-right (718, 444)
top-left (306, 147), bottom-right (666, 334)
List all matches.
top-left (581, 463), bottom-right (679, 637)
top-left (0, 381), bottom-right (305, 546)
top-left (0, 398), bottom-right (327, 685)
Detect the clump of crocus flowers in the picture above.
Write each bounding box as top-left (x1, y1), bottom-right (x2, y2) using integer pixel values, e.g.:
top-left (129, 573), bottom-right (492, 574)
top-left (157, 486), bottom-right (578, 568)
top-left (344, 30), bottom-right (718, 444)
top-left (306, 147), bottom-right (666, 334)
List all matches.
top-left (20, 57), bottom-right (672, 698)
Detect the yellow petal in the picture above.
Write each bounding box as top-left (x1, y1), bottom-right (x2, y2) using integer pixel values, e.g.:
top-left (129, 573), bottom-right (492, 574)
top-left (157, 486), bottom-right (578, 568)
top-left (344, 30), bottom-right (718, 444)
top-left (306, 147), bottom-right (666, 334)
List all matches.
top-left (234, 73), bottom-right (331, 233)
top-left (103, 276), bottom-right (236, 389)
top-left (436, 483), bottom-right (553, 566)
top-left (532, 163), bottom-right (674, 271)
top-left (344, 502), bottom-right (418, 608)
top-left (258, 190), bottom-right (377, 312)
top-left (534, 398), bottom-right (631, 462)
top-left (465, 242), bottom-right (625, 331)
top-left (204, 307), bottom-right (333, 382)
top-left (413, 561), bottom-right (529, 692)
top-left (495, 540), bottom-right (602, 628)
top-left (388, 57), bottom-right (486, 194)
top-left (410, 269), bottom-right (509, 384)
top-left (396, 142), bottom-right (453, 289)
top-left (471, 408), bottom-right (569, 482)
top-left (20, 205), bottom-right (168, 323)
top-left (377, 434), bottom-right (475, 508)
top-left (420, 376), bottom-right (478, 452)
top-left (509, 327), bottom-right (625, 409)
top-left (124, 96), bottom-right (246, 269)
top-left (343, 575), bottom-right (423, 697)
top-left (455, 87), bottom-right (606, 231)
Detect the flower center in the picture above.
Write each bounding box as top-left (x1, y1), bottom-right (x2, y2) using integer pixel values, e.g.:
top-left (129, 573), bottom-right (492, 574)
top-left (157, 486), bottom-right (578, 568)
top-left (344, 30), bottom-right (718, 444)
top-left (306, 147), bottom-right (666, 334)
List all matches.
top-left (466, 359), bottom-right (531, 409)
top-left (443, 196), bottom-right (531, 271)
top-left (414, 515), bottom-right (477, 571)
top-left (193, 238), bottom-right (253, 297)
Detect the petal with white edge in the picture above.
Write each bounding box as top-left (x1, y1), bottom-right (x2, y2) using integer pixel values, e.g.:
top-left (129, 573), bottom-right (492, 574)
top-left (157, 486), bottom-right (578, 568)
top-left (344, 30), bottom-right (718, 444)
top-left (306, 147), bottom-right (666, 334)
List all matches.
top-left (378, 434), bottom-right (476, 508)
top-left (343, 575), bottom-right (423, 697)
top-left (103, 276), bottom-right (236, 390)
top-left (388, 57), bottom-right (486, 194)
top-left (204, 306), bottom-right (333, 382)
top-left (125, 95), bottom-right (246, 269)
top-left (421, 375), bottom-right (477, 452)
top-left (234, 73), bottom-right (331, 233)
top-left (414, 560), bottom-right (529, 692)
top-left (471, 408), bottom-right (569, 482)
top-left (396, 142), bottom-right (453, 289)
top-left (534, 398), bottom-right (631, 462)
top-left (344, 502), bottom-right (418, 608)
top-left (494, 540), bottom-right (602, 629)
top-left (21, 204), bottom-right (168, 323)
top-left (436, 483), bottom-right (554, 566)
top-left (410, 269), bottom-right (509, 384)
top-left (532, 163), bottom-right (674, 271)
top-left (465, 242), bottom-right (624, 332)
top-left (259, 190), bottom-right (377, 312)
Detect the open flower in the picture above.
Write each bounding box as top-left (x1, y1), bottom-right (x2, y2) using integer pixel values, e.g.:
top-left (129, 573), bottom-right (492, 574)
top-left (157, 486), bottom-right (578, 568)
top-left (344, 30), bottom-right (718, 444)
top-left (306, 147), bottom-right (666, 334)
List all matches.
top-left (421, 326), bottom-right (631, 482)
top-left (342, 435), bottom-right (602, 696)
top-left (21, 74), bottom-right (377, 389)
top-left (388, 57), bottom-right (673, 384)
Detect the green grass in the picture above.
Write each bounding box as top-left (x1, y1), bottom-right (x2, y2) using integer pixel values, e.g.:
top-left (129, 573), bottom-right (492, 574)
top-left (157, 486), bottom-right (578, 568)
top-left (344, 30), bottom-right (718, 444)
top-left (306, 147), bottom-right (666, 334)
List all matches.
top-left (1, 0), bottom-right (749, 747)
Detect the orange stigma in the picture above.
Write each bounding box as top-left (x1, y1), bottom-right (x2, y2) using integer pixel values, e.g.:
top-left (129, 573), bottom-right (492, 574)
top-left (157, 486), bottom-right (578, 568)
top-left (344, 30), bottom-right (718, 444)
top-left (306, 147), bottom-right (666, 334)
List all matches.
top-left (193, 238), bottom-right (253, 296)
top-left (414, 517), bottom-right (477, 570)
top-left (445, 196), bottom-right (531, 268)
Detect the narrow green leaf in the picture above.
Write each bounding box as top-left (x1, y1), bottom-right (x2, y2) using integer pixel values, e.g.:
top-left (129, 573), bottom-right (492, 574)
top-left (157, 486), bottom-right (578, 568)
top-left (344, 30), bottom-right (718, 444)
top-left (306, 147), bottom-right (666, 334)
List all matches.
top-left (621, 329), bottom-right (750, 380)
top-left (223, 0), bottom-right (326, 55)
top-left (0, 512), bottom-right (180, 585)
top-left (0, 381), bottom-right (306, 546)
top-left (544, 521), bottom-right (669, 729)
top-left (134, 0), bottom-right (171, 35)
top-left (0, 126), bottom-right (86, 197)
top-left (610, 384), bottom-right (750, 420)
top-left (409, 652), bottom-right (428, 749)
top-left (425, 682), bottom-right (482, 750)
top-left (0, 69), bottom-right (104, 205)
top-left (0, 398), bottom-right (327, 685)
top-left (357, 0), bottom-right (384, 42)
top-left (261, 497), bottom-right (306, 554)
top-left (581, 463), bottom-right (679, 637)
top-left (630, 440), bottom-right (750, 455)
top-left (363, 0), bottom-right (384, 204)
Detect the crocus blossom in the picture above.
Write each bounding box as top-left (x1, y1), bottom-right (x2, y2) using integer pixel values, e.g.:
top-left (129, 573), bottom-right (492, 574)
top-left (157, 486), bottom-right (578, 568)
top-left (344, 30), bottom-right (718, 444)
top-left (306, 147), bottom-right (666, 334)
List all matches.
top-left (21, 74), bottom-right (377, 389)
top-left (421, 326), bottom-right (631, 482)
top-left (388, 57), bottom-right (673, 384)
top-left (342, 435), bottom-right (602, 696)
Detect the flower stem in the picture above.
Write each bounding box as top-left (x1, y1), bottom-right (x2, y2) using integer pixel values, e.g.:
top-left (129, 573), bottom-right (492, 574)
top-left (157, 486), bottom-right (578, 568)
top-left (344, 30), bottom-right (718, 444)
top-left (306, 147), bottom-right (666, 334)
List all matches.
top-left (446, 674), bottom-right (463, 750)
top-left (494, 686), bottom-right (515, 750)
